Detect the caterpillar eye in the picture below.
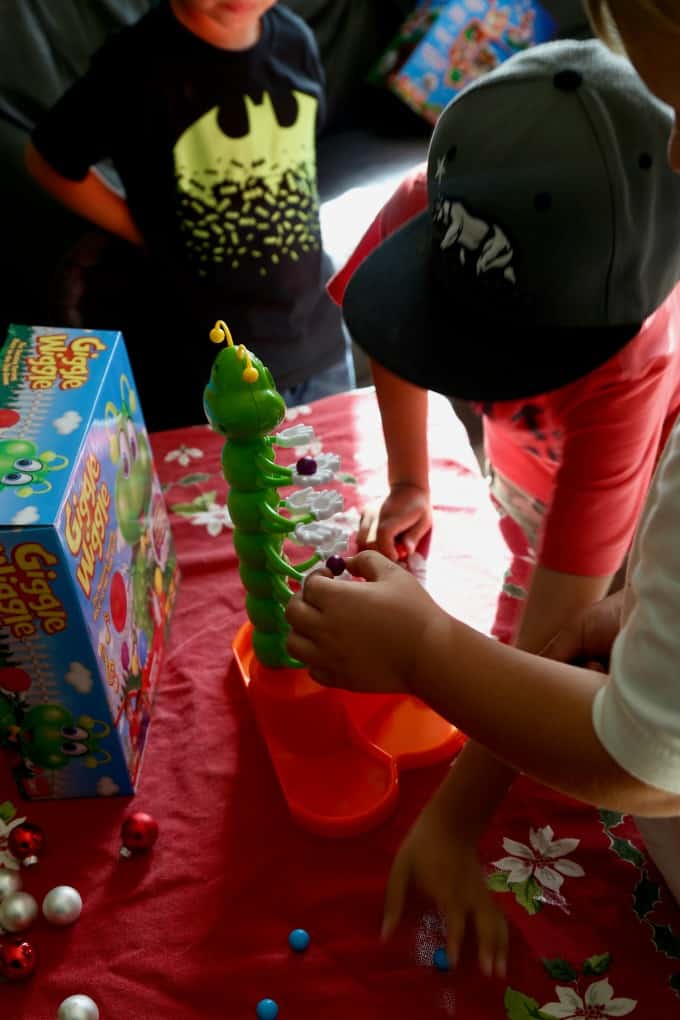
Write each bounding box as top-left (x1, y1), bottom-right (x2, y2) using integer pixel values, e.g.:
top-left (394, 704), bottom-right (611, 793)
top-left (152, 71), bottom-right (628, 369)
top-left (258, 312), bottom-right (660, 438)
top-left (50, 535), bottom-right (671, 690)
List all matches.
top-left (14, 458), bottom-right (42, 471)
top-left (126, 420), bottom-right (138, 460)
top-left (1, 471), bottom-right (31, 485)
top-left (60, 740), bottom-right (88, 757)
top-left (61, 725), bottom-right (89, 740)
top-left (118, 432), bottom-right (131, 478)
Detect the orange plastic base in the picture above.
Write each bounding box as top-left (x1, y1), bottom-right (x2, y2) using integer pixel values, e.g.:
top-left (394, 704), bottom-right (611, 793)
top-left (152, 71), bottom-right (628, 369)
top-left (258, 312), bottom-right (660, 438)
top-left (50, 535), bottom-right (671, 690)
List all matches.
top-left (232, 622), bottom-right (465, 837)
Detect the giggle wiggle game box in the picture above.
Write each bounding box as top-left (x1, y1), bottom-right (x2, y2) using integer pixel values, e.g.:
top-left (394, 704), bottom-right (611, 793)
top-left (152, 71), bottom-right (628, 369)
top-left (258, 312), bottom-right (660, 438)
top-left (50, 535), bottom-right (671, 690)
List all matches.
top-left (382, 0), bottom-right (556, 125)
top-left (0, 325), bottom-right (178, 800)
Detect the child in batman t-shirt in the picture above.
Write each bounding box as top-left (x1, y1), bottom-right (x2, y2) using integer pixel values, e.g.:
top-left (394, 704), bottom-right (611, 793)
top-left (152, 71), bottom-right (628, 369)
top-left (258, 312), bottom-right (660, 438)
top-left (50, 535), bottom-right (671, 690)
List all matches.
top-left (26, 0), bottom-right (353, 430)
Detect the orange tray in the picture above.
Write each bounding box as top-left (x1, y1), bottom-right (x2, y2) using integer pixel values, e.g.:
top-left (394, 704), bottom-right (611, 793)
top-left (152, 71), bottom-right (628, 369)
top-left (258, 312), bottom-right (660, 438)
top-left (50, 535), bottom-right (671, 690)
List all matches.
top-left (232, 622), bottom-right (465, 837)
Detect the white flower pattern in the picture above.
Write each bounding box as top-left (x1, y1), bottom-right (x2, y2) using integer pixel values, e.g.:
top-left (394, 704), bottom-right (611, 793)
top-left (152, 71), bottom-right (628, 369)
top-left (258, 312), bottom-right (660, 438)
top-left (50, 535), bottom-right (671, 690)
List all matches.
top-left (0, 815), bottom-right (26, 871)
top-left (190, 502), bottom-right (233, 537)
top-left (541, 978), bottom-right (636, 1018)
top-left (493, 825), bottom-right (585, 892)
top-left (164, 445), bottom-right (204, 467)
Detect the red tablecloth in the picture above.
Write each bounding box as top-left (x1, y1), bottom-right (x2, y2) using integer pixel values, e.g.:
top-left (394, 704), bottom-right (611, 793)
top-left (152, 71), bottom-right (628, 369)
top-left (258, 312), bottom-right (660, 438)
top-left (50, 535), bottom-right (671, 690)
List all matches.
top-left (3, 389), bottom-right (680, 1019)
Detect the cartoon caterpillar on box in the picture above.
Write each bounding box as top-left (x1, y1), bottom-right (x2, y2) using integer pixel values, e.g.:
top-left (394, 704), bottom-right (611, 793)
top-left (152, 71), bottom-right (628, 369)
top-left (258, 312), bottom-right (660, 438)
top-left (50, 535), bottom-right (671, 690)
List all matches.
top-left (1, 689), bottom-right (111, 773)
top-left (0, 438), bottom-right (69, 496)
top-left (105, 374), bottom-right (153, 545)
top-left (203, 321), bottom-right (346, 669)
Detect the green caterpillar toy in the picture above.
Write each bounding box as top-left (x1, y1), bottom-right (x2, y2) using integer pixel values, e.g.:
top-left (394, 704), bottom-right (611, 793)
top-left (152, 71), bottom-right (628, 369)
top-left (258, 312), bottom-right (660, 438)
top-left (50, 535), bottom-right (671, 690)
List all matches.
top-left (203, 321), bottom-right (344, 669)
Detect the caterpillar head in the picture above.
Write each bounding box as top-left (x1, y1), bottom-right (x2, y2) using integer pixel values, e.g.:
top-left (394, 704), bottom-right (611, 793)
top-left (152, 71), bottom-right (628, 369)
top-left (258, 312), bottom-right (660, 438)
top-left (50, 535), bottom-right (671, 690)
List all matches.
top-left (203, 321), bottom-right (286, 438)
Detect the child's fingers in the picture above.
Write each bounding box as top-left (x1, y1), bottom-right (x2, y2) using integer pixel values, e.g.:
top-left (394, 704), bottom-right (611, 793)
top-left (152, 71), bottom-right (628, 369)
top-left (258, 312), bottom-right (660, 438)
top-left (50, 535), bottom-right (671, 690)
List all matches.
top-left (540, 621), bottom-right (584, 664)
top-left (445, 904), bottom-right (466, 969)
top-left (285, 591), bottom-right (322, 630)
top-left (400, 518), bottom-right (431, 555)
top-left (357, 505), bottom-right (379, 548)
top-left (394, 539), bottom-right (410, 561)
top-left (346, 550), bottom-right (396, 582)
top-left (494, 913), bottom-right (509, 980)
top-left (382, 853), bottom-right (409, 941)
top-left (298, 571), bottom-right (336, 609)
top-left (285, 630), bottom-right (321, 666)
top-left (474, 904), bottom-right (508, 979)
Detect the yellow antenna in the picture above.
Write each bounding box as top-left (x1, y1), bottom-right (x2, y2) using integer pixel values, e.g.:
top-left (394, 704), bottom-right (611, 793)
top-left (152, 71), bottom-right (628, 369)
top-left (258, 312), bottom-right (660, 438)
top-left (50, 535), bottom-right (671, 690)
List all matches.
top-left (209, 320), bottom-right (257, 381)
top-left (120, 373), bottom-right (137, 414)
top-left (237, 345), bottom-right (259, 384)
top-left (209, 320), bottom-right (234, 345)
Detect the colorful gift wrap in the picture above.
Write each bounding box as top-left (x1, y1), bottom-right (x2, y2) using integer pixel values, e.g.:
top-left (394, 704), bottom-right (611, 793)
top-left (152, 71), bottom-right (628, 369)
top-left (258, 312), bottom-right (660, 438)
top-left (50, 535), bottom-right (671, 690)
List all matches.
top-left (0, 325), bottom-right (178, 800)
top-left (387, 0), bottom-right (556, 124)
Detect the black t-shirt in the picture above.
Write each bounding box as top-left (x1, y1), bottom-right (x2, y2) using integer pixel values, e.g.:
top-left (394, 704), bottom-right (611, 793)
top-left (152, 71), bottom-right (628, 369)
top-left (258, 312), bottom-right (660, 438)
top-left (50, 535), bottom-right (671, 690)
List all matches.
top-left (32, 2), bottom-right (344, 396)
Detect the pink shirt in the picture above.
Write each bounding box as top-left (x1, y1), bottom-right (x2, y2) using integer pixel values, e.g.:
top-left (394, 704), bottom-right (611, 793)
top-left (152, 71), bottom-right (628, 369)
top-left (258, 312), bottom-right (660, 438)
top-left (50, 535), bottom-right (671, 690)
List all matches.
top-left (329, 165), bottom-right (680, 576)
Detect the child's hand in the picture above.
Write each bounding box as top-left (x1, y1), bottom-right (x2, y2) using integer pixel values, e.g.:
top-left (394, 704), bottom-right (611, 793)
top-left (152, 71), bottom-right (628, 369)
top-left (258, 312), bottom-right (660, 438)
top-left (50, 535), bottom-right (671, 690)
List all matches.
top-left (285, 550), bottom-right (445, 693)
top-left (541, 589), bottom-right (625, 671)
top-left (382, 802), bottom-right (508, 980)
top-left (357, 483), bottom-right (432, 560)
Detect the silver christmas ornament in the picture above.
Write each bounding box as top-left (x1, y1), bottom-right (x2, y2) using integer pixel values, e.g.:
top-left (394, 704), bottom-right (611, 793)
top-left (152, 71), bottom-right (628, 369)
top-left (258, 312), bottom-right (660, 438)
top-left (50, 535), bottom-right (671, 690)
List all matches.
top-left (57, 995), bottom-right (100, 1020)
top-left (42, 885), bottom-right (83, 926)
top-left (0, 869), bottom-right (21, 902)
top-left (0, 890), bottom-right (38, 932)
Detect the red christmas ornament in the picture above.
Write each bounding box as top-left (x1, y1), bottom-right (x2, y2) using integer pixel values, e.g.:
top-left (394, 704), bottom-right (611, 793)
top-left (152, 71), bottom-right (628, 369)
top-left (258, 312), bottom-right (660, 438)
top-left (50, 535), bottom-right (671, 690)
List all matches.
top-left (8, 821), bottom-right (46, 867)
top-left (120, 812), bottom-right (159, 858)
top-left (0, 938), bottom-right (37, 981)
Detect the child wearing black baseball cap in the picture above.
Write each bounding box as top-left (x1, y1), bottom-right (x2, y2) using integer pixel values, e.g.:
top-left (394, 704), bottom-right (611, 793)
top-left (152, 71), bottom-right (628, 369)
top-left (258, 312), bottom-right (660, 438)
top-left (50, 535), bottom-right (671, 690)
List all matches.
top-left (287, 35), bottom-right (680, 978)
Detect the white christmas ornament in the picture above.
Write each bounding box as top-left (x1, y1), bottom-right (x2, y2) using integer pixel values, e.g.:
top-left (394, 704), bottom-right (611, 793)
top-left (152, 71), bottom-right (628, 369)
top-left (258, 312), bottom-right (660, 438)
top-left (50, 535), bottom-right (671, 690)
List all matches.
top-left (0, 890), bottom-right (38, 932)
top-left (43, 885), bottom-right (83, 926)
top-left (0, 869), bottom-right (21, 902)
top-left (57, 995), bottom-right (100, 1020)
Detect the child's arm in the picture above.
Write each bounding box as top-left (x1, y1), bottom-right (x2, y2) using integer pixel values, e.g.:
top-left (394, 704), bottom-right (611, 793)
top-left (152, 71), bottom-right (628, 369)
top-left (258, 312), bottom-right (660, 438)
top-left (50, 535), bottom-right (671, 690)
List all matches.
top-left (327, 169), bottom-right (430, 558)
top-left (380, 565), bottom-right (617, 932)
top-left (542, 588), bottom-right (625, 668)
top-left (398, 569), bottom-right (614, 964)
top-left (25, 141), bottom-right (143, 246)
top-left (514, 564), bottom-right (613, 655)
top-left (381, 587), bottom-right (627, 977)
top-left (444, 339), bottom-right (677, 836)
top-left (287, 550), bottom-right (680, 817)
top-left (454, 568), bottom-right (614, 832)
top-left (382, 744), bottom-right (510, 979)
top-left (357, 361), bottom-right (431, 558)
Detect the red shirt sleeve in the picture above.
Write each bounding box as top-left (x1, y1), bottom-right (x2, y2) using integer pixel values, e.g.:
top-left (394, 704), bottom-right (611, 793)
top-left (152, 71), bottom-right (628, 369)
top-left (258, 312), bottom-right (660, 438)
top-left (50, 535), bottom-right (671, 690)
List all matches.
top-left (537, 301), bottom-right (680, 575)
top-left (327, 163), bottom-right (428, 307)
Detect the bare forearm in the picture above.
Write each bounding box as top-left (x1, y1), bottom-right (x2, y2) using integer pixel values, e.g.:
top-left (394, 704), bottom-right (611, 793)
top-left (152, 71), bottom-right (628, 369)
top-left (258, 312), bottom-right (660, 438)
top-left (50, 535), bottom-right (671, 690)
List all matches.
top-left (515, 564), bottom-right (613, 654)
top-left (451, 568), bottom-right (616, 828)
top-left (416, 613), bottom-right (680, 816)
top-left (435, 741), bottom-right (517, 841)
top-left (25, 142), bottom-right (143, 245)
top-left (371, 360), bottom-right (429, 489)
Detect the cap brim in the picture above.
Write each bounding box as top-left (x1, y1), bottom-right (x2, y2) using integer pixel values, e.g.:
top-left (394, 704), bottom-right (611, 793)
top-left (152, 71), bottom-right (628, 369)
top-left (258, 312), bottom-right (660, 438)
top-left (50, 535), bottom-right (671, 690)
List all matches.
top-left (343, 211), bottom-right (639, 402)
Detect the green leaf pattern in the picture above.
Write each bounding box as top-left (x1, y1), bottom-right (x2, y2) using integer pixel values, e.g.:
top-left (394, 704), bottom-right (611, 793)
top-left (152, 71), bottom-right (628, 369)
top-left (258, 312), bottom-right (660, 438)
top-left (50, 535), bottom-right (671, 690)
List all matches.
top-left (0, 801), bottom-right (16, 824)
top-left (599, 808), bottom-right (680, 995)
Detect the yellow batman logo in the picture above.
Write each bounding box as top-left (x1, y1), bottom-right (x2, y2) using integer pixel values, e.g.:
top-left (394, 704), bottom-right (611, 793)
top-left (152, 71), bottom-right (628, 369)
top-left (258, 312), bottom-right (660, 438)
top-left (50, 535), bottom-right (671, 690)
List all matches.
top-left (173, 90), bottom-right (321, 275)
